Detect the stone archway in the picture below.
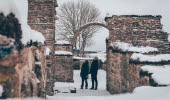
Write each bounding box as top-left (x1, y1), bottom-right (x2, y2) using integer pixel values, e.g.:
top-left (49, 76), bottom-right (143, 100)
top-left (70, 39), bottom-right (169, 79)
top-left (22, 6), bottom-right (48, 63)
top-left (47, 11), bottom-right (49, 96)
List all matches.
top-left (71, 22), bottom-right (110, 91)
top-left (71, 15), bottom-right (170, 95)
top-left (71, 22), bottom-right (109, 45)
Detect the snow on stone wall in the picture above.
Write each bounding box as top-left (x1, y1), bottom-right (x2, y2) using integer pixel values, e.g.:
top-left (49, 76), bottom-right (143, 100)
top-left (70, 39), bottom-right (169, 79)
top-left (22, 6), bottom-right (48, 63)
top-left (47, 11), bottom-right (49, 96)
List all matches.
top-left (0, 0), bottom-right (45, 45)
top-left (54, 43), bottom-right (74, 82)
top-left (55, 40), bottom-right (71, 45)
top-left (141, 65), bottom-right (170, 85)
top-left (111, 42), bottom-right (158, 53)
top-left (106, 15), bottom-right (170, 54)
top-left (106, 15), bottom-right (170, 94)
top-left (131, 53), bottom-right (170, 62)
top-left (46, 47), bottom-right (51, 56)
top-left (55, 51), bottom-right (73, 56)
top-left (73, 56), bottom-right (93, 60)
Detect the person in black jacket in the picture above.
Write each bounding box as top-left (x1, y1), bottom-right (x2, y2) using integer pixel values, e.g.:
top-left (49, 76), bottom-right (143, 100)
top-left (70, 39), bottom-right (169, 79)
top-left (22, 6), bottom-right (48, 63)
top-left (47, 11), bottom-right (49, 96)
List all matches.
top-left (89, 57), bottom-right (98, 90)
top-left (80, 60), bottom-right (89, 89)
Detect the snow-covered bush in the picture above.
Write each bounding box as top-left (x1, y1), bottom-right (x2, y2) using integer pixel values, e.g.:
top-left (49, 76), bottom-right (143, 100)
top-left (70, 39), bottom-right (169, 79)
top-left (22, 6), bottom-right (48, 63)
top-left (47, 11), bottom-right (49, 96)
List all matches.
top-left (0, 0), bottom-right (45, 46)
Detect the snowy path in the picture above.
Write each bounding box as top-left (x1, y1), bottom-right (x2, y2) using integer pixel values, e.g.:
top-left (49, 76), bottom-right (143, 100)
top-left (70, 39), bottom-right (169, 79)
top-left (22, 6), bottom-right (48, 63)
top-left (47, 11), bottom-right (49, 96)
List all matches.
top-left (47, 70), bottom-right (170, 100)
top-left (52, 70), bottom-right (110, 96)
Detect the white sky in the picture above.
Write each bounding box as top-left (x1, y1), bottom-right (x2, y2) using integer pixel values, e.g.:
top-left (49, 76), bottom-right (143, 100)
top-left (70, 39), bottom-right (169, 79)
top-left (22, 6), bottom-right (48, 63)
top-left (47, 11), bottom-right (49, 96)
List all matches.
top-left (57, 0), bottom-right (170, 51)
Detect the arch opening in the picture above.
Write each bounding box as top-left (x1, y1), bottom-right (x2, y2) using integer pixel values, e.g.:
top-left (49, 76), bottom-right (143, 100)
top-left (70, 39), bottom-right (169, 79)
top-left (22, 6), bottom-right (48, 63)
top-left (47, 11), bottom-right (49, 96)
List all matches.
top-left (71, 22), bottom-right (109, 45)
top-left (71, 22), bottom-right (109, 92)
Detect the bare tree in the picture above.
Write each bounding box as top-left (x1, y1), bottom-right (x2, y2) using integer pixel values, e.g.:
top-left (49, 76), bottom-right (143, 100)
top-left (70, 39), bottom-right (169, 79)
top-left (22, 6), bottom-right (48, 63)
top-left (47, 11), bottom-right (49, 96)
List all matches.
top-left (57, 0), bottom-right (102, 56)
top-left (79, 26), bottom-right (99, 56)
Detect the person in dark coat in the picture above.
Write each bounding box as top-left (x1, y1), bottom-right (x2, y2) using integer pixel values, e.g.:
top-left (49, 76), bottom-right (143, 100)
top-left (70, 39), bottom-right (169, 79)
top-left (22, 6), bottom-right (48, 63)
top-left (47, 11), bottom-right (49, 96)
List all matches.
top-left (80, 60), bottom-right (89, 89)
top-left (89, 57), bottom-right (98, 90)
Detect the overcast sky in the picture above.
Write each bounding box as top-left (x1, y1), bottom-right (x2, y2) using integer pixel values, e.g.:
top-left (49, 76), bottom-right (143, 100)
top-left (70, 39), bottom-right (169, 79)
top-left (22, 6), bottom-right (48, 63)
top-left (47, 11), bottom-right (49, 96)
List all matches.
top-left (57, 0), bottom-right (170, 51)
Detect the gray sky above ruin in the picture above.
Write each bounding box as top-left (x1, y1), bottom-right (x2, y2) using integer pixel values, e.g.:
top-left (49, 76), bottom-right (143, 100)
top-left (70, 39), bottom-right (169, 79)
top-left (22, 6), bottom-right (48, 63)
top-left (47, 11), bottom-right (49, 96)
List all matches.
top-left (57, 0), bottom-right (170, 51)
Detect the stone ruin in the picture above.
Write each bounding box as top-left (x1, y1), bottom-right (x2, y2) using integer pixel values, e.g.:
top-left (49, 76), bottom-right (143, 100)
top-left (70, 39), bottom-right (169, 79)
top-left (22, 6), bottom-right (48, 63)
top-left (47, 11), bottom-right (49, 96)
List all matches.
top-left (105, 15), bottom-right (170, 94)
top-left (0, 13), bottom-right (46, 98)
top-left (28, 0), bottom-right (58, 96)
top-left (0, 0), bottom-right (58, 98)
top-left (28, 0), bottom-right (58, 47)
top-left (1, 0), bottom-right (170, 98)
top-left (0, 0), bottom-right (74, 97)
top-left (54, 41), bottom-right (74, 82)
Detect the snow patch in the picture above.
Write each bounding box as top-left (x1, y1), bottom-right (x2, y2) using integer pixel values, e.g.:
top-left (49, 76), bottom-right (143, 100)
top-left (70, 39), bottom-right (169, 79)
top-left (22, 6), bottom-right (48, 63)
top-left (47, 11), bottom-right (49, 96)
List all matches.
top-left (55, 51), bottom-right (73, 56)
top-left (131, 53), bottom-right (170, 62)
top-left (46, 47), bottom-right (51, 56)
top-left (50, 83), bottom-right (170, 100)
top-left (73, 56), bottom-right (93, 60)
top-left (147, 40), bottom-right (159, 42)
top-left (168, 35), bottom-right (170, 42)
top-left (35, 62), bottom-right (41, 65)
top-left (111, 42), bottom-right (158, 53)
top-left (0, 85), bottom-right (3, 97)
top-left (23, 65), bottom-right (30, 71)
top-left (141, 65), bottom-right (170, 85)
top-left (55, 40), bottom-right (71, 45)
top-left (36, 78), bottom-right (40, 84)
top-left (5, 98), bottom-right (44, 100)
top-left (53, 70), bottom-right (109, 96)
top-left (0, 0), bottom-right (45, 45)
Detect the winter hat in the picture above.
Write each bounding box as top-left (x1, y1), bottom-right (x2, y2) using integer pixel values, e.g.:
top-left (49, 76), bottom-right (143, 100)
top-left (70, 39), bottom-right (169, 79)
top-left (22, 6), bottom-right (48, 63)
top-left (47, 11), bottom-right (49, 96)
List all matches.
top-left (94, 57), bottom-right (98, 60)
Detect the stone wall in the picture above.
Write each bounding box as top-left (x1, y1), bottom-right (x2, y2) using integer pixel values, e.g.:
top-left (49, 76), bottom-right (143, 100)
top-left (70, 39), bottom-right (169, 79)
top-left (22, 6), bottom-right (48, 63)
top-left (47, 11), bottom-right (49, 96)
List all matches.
top-left (28, 0), bottom-right (57, 96)
top-left (54, 56), bottom-right (74, 82)
top-left (55, 44), bottom-right (72, 52)
top-left (0, 0), bottom-right (57, 97)
top-left (28, 0), bottom-right (57, 47)
top-left (105, 15), bottom-right (170, 94)
top-left (106, 50), bottom-right (149, 94)
top-left (54, 44), bottom-right (74, 82)
top-left (0, 5), bottom-right (47, 98)
top-left (0, 35), bottom-right (46, 98)
top-left (106, 15), bottom-right (170, 53)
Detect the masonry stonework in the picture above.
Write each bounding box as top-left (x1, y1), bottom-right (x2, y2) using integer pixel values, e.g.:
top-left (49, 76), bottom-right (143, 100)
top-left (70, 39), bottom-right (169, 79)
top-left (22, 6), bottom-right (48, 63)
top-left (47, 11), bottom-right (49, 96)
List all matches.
top-left (28, 0), bottom-right (57, 47)
top-left (106, 15), bottom-right (170, 53)
top-left (54, 55), bottom-right (74, 82)
top-left (0, 37), bottom-right (47, 98)
top-left (0, 13), bottom-right (47, 98)
top-left (55, 44), bottom-right (72, 52)
top-left (106, 51), bottom-right (149, 94)
top-left (54, 43), bottom-right (74, 82)
top-left (28, 0), bottom-right (57, 96)
top-left (105, 15), bottom-right (170, 94)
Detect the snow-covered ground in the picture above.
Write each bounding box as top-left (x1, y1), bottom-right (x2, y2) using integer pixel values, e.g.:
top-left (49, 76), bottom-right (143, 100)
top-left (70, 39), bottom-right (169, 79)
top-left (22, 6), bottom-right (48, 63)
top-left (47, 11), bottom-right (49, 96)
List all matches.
top-left (52, 70), bottom-right (110, 96)
top-left (49, 86), bottom-right (170, 100)
top-left (5, 87), bottom-right (170, 100)
top-left (3, 70), bottom-right (170, 100)
top-left (47, 70), bottom-right (170, 100)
